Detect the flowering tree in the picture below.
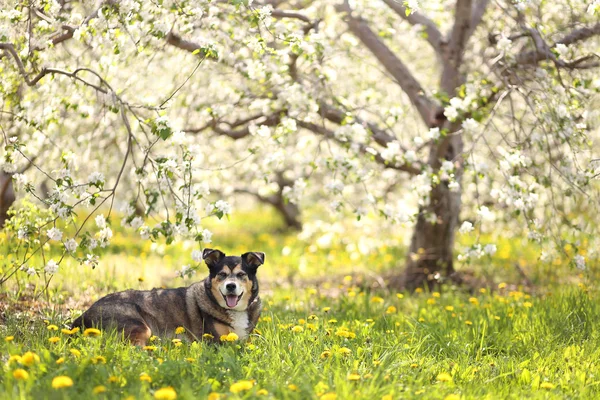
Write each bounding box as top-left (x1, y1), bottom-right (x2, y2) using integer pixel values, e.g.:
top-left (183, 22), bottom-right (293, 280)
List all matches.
top-left (1, 0), bottom-right (599, 290)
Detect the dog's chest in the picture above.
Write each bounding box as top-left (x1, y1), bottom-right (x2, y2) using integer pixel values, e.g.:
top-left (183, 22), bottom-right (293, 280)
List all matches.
top-left (228, 310), bottom-right (249, 339)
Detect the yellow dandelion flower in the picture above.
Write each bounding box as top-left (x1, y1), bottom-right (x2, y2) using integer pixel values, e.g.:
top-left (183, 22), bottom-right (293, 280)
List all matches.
top-left (69, 349), bottom-right (81, 357)
top-left (410, 363), bottom-right (419, 368)
top-left (185, 358), bottom-right (195, 363)
top-left (386, 306), bottom-right (397, 314)
top-left (321, 393), bottom-right (337, 400)
top-left (479, 288), bottom-right (487, 294)
top-left (140, 373), bottom-right (152, 383)
top-left (21, 352), bottom-right (40, 366)
top-left (322, 307), bottom-right (331, 312)
top-left (56, 357), bottom-right (65, 365)
top-left (288, 384), bottom-right (299, 391)
top-left (327, 319), bottom-right (338, 324)
top-left (418, 317), bottom-right (425, 322)
top-left (291, 325), bottom-right (304, 333)
top-left (523, 302), bottom-right (533, 308)
top-left (256, 389), bottom-right (269, 395)
top-left (298, 318), bottom-right (306, 325)
top-left (92, 356), bottom-right (107, 364)
top-left (444, 395), bottom-right (461, 400)
top-left (396, 293), bottom-right (404, 299)
top-left (337, 347), bottom-right (352, 356)
top-left (52, 376), bottom-right (74, 389)
top-left (371, 296), bottom-right (384, 304)
top-left (13, 369), bottom-right (29, 380)
top-left (373, 360), bottom-right (382, 366)
top-left (465, 320), bottom-right (473, 325)
top-left (203, 333), bottom-right (214, 340)
top-left (207, 393), bottom-right (221, 400)
top-left (382, 395), bottom-right (393, 400)
top-left (61, 327), bottom-right (80, 335)
top-left (494, 316), bottom-right (500, 320)
top-left (540, 382), bottom-right (555, 389)
top-left (230, 380), bottom-right (254, 393)
top-left (175, 326), bottom-right (185, 335)
top-left (432, 292), bottom-right (441, 298)
top-left (143, 345), bottom-right (157, 351)
top-left (149, 335), bottom-right (158, 342)
top-left (220, 332), bottom-right (239, 342)
top-left (468, 297), bottom-right (479, 305)
top-left (308, 314), bottom-right (318, 320)
top-left (48, 336), bottom-right (60, 344)
top-left (436, 372), bottom-right (452, 382)
top-left (47, 325), bottom-right (59, 331)
top-left (93, 385), bottom-right (106, 395)
top-left (83, 328), bottom-right (101, 337)
top-left (445, 306), bottom-right (454, 312)
top-left (427, 298), bottom-right (436, 305)
top-left (108, 376), bottom-right (119, 383)
top-left (172, 339), bottom-right (183, 347)
top-left (154, 386), bottom-right (177, 400)
top-left (348, 373), bottom-right (361, 381)
top-left (498, 282), bottom-right (507, 289)
top-left (5, 335), bottom-right (14, 342)
top-left (320, 350), bottom-right (332, 359)
top-left (415, 288), bottom-right (423, 293)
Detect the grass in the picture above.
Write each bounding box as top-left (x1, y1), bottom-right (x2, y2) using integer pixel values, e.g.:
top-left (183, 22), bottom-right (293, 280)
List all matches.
top-left (1, 208), bottom-right (598, 399)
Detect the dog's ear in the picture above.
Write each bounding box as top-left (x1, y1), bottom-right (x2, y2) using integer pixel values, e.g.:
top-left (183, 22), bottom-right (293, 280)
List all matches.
top-left (242, 252), bottom-right (265, 270)
top-left (203, 248), bottom-right (225, 268)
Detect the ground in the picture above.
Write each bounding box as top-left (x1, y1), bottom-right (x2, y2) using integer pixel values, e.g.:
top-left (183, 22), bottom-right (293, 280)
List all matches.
top-left (0, 209), bottom-right (598, 399)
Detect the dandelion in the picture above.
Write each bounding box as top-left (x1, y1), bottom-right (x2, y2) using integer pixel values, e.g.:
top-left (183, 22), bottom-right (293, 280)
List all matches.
top-left (288, 384), bottom-right (299, 391)
top-left (540, 382), bottom-right (555, 389)
top-left (382, 396), bottom-right (392, 400)
top-left (62, 327), bottom-right (80, 335)
top-left (21, 351), bottom-right (40, 366)
top-left (348, 373), bottom-right (361, 381)
top-left (220, 332), bottom-right (239, 342)
top-left (140, 373), bottom-right (152, 383)
top-left (468, 297), bottom-right (479, 305)
top-left (465, 321), bottom-right (473, 325)
top-left (56, 357), bottom-right (65, 365)
top-left (91, 356), bottom-right (106, 364)
top-left (52, 376), bottom-right (74, 389)
top-left (203, 333), bottom-right (214, 340)
top-left (445, 306), bottom-right (454, 312)
top-left (143, 345), bottom-right (157, 351)
top-left (175, 326), bottom-right (186, 334)
top-left (444, 395), bottom-right (461, 400)
top-left (47, 324), bottom-right (59, 331)
top-left (154, 386), bottom-right (178, 400)
top-left (498, 282), bottom-right (507, 289)
top-left (320, 350), bottom-right (332, 359)
top-left (172, 339), bottom-right (182, 347)
top-left (93, 386), bottom-right (107, 394)
top-left (385, 306), bottom-right (397, 314)
top-left (437, 372), bottom-right (453, 382)
top-left (256, 389), bottom-right (269, 395)
top-left (337, 347), bottom-right (352, 356)
top-left (84, 328), bottom-right (101, 337)
top-left (396, 293), bottom-right (404, 299)
top-left (69, 349), bottom-right (81, 357)
top-left (49, 336), bottom-right (60, 343)
top-left (322, 307), bottom-right (331, 312)
top-left (13, 369), bottom-right (29, 380)
top-left (291, 325), bottom-right (304, 333)
top-left (230, 380), bottom-right (254, 393)
top-left (208, 393), bottom-right (221, 400)
top-left (185, 357), bottom-right (195, 363)
top-left (371, 296), bottom-right (384, 304)
top-left (411, 363), bottom-right (419, 368)
top-left (5, 335), bottom-right (14, 342)
top-left (321, 393), bottom-right (337, 400)
top-left (523, 302), bottom-right (533, 308)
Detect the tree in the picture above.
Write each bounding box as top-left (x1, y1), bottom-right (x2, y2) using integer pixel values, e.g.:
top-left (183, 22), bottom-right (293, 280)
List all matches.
top-left (1, 0), bottom-right (599, 289)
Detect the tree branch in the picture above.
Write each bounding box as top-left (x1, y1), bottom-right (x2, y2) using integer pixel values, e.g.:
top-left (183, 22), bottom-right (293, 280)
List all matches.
top-left (296, 120), bottom-right (421, 175)
top-left (165, 32), bottom-right (217, 59)
top-left (466, 0), bottom-right (490, 42)
top-left (337, 1), bottom-right (435, 127)
top-left (558, 22), bottom-right (600, 46)
top-left (381, 0), bottom-right (443, 54)
top-left (440, 0), bottom-right (473, 95)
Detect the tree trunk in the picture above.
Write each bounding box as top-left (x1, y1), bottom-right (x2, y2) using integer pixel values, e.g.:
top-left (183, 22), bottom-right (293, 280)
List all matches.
top-left (0, 172), bottom-right (16, 228)
top-left (273, 195), bottom-right (302, 231)
top-left (399, 123), bottom-right (464, 290)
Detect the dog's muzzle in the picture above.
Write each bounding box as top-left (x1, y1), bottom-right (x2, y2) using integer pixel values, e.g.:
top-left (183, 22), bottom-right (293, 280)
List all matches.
top-left (222, 282), bottom-right (243, 308)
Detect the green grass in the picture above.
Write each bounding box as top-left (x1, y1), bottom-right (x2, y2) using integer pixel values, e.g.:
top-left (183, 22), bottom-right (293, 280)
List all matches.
top-left (1, 208), bottom-right (599, 399)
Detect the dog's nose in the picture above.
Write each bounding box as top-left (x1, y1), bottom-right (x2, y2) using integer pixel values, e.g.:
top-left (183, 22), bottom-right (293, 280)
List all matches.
top-left (226, 282), bottom-right (237, 292)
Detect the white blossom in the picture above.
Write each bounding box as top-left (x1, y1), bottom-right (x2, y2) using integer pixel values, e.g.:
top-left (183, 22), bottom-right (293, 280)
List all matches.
top-left (95, 214), bottom-right (106, 229)
top-left (47, 227), bottom-right (63, 241)
top-left (44, 260), bottom-right (59, 274)
top-left (215, 200), bottom-right (231, 215)
top-left (202, 229), bottom-right (213, 243)
top-left (497, 35), bottom-right (512, 52)
top-left (65, 239), bottom-right (78, 253)
top-left (459, 221), bottom-right (474, 234)
top-left (574, 254), bottom-right (586, 270)
top-left (191, 249), bottom-right (203, 262)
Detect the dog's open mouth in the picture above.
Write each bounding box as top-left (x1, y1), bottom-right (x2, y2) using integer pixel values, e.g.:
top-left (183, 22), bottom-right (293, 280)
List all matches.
top-left (223, 292), bottom-right (243, 308)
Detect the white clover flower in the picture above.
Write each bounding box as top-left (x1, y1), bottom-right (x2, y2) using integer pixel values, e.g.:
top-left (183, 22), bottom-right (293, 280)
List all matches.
top-left (47, 227), bottom-right (63, 241)
top-left (202, 229), bottom-right (213, 243)
top-left (65, 239), bottom-right (78, 253)
top-left (95, 214), bottom-right (106, 229)
top-left (574, 254), bottom-right (586, 270)
top-left (44, 260), bottom-right (59, 274)
top-left (459, 221), bottom-right (474, 234)
top-left (191, 249), bottom-right (203, 262)
top-left (462, 118), bottom-right (479, 132)
top-left (214, 200), bottom-right (231, 215)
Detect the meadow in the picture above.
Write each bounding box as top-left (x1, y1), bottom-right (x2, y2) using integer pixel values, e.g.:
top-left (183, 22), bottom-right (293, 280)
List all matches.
top-left (1, 209), bottom-right (598, 399)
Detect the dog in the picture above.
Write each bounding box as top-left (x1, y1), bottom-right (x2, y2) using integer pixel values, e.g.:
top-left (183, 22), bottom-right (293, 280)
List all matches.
top-left (71, 248), bottom-right (264, 345)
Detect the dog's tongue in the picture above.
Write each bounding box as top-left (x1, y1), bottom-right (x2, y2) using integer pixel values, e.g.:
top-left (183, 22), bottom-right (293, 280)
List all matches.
top-left (226, 295), bottom-right (238, 308)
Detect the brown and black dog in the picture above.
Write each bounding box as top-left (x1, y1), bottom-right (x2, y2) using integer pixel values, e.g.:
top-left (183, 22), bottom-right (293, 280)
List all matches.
top-left (71, 248), bottom-right (264, 345)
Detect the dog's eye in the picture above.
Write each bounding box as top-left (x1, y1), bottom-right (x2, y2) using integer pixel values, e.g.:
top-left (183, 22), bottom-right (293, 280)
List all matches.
top-left (237, 272), bottom-right (246, 279)
top-left (217, 272), bottom-right (227, 279)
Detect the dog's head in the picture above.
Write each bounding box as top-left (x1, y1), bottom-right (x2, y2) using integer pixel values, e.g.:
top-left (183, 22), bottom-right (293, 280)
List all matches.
top-left (203, 248), bottom-right (264, 311)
